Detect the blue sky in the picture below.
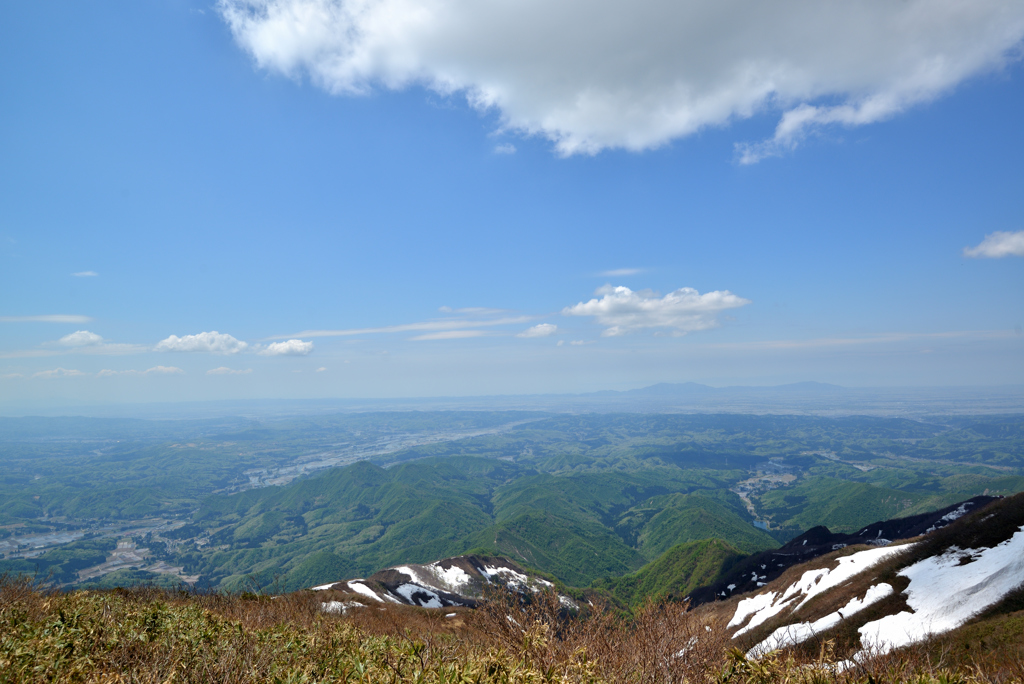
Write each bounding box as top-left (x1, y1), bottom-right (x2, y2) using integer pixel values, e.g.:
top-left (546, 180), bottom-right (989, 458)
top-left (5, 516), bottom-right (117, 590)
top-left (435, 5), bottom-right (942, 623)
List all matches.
top-left (2, 0), bottom-right (1023, 409)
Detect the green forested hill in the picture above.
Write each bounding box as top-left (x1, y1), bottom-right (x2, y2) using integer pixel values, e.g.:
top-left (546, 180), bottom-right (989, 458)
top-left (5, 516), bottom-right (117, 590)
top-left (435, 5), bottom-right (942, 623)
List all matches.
top-left (184, 456), bottom-right (771, 590)
top-left (591, 538), bottom-right (743, 607)
top-left (2, 411), bottom-right (1023, 598)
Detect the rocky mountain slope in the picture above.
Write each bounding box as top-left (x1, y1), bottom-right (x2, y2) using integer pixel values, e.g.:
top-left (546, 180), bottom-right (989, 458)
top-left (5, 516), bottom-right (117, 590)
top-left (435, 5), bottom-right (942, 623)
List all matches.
top-left (687, 494), bottom-right (997, 606)
top-left (723, 491), bottom-right (1024, 664)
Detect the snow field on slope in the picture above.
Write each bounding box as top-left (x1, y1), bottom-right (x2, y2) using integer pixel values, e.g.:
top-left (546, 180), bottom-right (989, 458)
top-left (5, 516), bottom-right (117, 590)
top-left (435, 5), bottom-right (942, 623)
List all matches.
top-left (730, 544), bottom-right (911, 638)
top-left (858, 525), bottom-right (1024, 654)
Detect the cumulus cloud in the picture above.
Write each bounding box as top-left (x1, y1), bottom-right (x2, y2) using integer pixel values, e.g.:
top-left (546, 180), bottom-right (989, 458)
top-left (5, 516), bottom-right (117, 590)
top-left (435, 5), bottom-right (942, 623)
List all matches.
top-left (207, 366), bottom-right (253, 375)
top-left (259, 339), bottom-right (314, 355)
top-left (71, 271), bottom-right (98, 277)
top-left (219, 0), bottom-right (1024, 157)
top-left (0, 315), bottom-right (92, 323)
top-left (32, 367), bottom-right (85, 378)
top-left (964, 230), bottom-right (1024, 258)
top-left (563, 284), bottom-right (750, 336)
top-left (155, 331), bottom-right (248, 354)
top-left (517, 323), bottom-right (558, 338)
top-left (58, 330), bottom-right (104, 347)
top-left (97, 366), bottom-right (185, 377)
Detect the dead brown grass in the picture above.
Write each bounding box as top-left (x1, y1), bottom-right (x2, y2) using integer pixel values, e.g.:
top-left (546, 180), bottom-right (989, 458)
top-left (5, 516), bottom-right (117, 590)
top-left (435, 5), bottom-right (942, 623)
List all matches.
top-left (3, 575), bottom-right (1022, 683)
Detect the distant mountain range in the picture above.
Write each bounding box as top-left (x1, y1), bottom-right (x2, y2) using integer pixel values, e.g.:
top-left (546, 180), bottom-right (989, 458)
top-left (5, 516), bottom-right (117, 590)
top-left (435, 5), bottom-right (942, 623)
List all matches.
top-left (585, 381), bottom-right (848, 398)
top-left (10, 381), bottom-right (1024, 420)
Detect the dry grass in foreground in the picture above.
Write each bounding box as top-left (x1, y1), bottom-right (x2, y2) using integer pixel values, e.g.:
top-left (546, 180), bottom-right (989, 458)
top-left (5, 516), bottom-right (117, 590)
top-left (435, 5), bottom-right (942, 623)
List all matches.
top-left (1, 576), bottom-right (1021, 683)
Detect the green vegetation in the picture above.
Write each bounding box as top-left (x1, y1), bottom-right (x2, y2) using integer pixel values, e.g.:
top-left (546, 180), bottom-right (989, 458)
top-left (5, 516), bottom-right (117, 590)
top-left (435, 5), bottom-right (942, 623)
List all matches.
top-left (2, 411), bottom-right (1023, 598)
top-left (0, 538), bottom-right (115, 585)
top-left (592, 538), bottom-right (742, 607)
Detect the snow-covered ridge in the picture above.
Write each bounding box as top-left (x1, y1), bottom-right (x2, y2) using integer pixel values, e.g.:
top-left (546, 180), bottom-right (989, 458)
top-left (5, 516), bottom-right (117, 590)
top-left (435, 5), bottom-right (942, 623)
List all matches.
top-left (727, 494), bottom-right (1024, 665)
top-left (690, 495), bottom-right (996, 607)
top-left (311, 554), bottom-right (574, 609)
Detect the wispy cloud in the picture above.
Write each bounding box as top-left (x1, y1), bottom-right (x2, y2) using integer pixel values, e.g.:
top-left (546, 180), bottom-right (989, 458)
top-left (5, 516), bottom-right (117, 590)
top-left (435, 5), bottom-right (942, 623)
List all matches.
top-left (32, 367), bottom-right (85, 378)
top-left (316, 366), bottom-right (327, 372)
top-left (517, 323), bottom-right (558, 338)
top-left (36, 331), bottom-right (151, 356)
top-left (156, 331), bottom-right (248, 354)
top-left (563, 285), bottom-right (750, 336)
top-left (97, 366), bottom-right (185, 377)
top-left (438, 307), bottom-right (510, 315)
top-left (0, 315), bottom-right (92, 323)
top-left (258, 339), bottom-right (314, 356)
top-left (207, 366), bottom-right (253, 375)
top-left (598, 268), bottom-right (645, 277)
top-left (409, 330), bottom-right (488, 341)
top-left (494, 143), bottom-right (516, 154)
top-left (964, 230), bottom-right (1024, 258)
top-left (71, 271), bottom-right (98, 277)
top-left (270, 315), bottom-right (532, 340)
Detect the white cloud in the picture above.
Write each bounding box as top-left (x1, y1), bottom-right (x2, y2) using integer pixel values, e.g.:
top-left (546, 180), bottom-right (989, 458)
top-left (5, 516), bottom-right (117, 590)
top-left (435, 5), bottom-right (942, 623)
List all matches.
top-left (0, 315), bottom-right (92, 323)
top-left (259, 339), bottom-right (314, 355)
top-left (219, 0), bottom-right (1024, 157)
top-left (207, 366), bottom-right (253, 375)
top-left (97, 366), bottom-right (185, 377)
top-left (599, 268), bottom-right (644, 277)
top-left (570, 340), bottom-right (589, 345)
top-left (563, 284), bottom-right (750, 336)
top-left (58, 330), bottom-right (104, 347)
top-left (155, 331), bottom-right (249, 354)
top-left (410, 330), bottom-right (487, 341)
top-left (32, 367), bottom-right (85, 378)
top-left (494, 143), bottom-right (516, 154)
top-left (517, 323), bottom-right (558, 338)
top-left (316, 366), bottom-right (327, 372)
top-left (964, 230), bottom-right (1024, 258)
top-left (1, 373), bottom-right (25, 379)
top-left (71, 271), bottom-right (98, 277)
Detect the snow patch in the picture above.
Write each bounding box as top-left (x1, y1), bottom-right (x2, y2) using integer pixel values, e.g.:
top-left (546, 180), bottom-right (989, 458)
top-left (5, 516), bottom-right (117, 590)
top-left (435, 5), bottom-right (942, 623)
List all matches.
top-left (395, 583), bottom-right (444, 608)
top-left (482, 565), bottom-right (529, 585)
top-left (431, 563), bottom-right (473, 591)
top-left (858, 526), bottom-right (1024, 654)
top-left (924, 503), bottom-right (973, 534)
top-left (345, 581), bottom-right (383, 602)
top-left (321, 601), bottom-right (364, 614)
top-left (749, 584), bottom-right (893, 656)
